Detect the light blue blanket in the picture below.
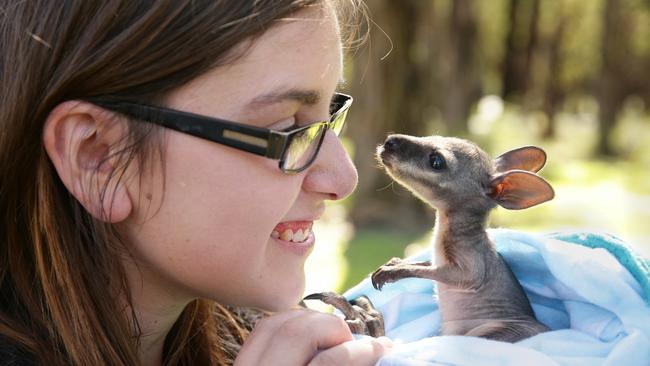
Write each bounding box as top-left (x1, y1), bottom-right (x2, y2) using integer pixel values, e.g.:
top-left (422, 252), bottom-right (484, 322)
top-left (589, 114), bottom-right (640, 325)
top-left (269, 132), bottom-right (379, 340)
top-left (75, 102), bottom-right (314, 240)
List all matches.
top-left (344, 229), bottom-right (650, 366)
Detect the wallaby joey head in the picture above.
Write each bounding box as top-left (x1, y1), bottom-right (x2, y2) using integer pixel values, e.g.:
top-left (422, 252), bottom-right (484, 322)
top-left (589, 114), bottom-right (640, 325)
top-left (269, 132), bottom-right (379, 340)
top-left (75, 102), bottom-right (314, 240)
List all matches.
top-left (377, 134), bottom-right (554, 213)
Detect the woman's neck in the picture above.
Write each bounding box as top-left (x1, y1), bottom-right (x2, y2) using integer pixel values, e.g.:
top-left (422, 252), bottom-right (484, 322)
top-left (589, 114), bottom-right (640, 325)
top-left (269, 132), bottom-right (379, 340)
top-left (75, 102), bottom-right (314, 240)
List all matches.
top-left (122, 257), bottom-right (192, 366)
top-left (133, 305), bottom-right (181, 366)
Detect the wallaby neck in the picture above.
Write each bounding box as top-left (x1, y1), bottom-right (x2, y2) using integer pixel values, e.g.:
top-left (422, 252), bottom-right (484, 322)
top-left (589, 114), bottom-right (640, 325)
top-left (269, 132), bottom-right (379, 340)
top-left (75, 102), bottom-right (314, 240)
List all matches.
top-left (432, 208), bottom-right (493, 264)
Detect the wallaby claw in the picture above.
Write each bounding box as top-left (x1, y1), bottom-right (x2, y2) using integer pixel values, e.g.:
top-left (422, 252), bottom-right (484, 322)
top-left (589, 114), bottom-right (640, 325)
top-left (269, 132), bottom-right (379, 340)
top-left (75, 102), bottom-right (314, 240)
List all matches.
top-left (372, 257), bottom-right (406, 290)
top-left (303, 292), bottom-right (385, 337)
top-left (371, 267), bottom-right (392, 291)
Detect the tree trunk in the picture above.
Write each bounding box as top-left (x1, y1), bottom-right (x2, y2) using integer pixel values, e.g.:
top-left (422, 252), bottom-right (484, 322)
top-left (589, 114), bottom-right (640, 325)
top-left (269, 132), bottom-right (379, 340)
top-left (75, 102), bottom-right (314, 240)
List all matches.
top-left (502, 0), bottom-right (537, 100)
top-left (347, 0), bottom-right (437, 232)
top-left (596, 0), bottom-right (627, 156)
top-left (541, 11), bottom-right (566, 139)
top-left (524, 0), bottom-right (541, 96)
top-left (438, 0), bottom-right (482, 134)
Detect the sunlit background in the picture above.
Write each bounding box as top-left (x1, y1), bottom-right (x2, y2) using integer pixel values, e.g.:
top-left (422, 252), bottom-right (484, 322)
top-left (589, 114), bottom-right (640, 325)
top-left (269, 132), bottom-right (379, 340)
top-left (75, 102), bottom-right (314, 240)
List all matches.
top-left (304, 0), bottom-right (650, 297)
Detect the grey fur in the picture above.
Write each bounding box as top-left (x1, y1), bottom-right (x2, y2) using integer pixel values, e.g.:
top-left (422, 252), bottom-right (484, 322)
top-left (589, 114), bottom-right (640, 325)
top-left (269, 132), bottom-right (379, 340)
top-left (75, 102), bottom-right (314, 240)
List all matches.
top-left (371, 134), bottom-right (553, 342)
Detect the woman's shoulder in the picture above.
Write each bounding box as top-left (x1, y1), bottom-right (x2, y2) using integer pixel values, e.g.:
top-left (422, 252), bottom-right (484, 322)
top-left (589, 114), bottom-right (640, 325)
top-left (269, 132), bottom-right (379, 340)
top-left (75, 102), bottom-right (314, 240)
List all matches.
top-left (0, 337), bottom-right (38, 366)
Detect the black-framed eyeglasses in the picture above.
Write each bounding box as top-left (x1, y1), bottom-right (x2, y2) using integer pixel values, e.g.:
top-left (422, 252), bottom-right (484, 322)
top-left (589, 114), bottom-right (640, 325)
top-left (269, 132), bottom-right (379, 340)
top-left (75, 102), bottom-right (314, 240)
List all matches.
top-left (87, 93), bottom-right (353, 174)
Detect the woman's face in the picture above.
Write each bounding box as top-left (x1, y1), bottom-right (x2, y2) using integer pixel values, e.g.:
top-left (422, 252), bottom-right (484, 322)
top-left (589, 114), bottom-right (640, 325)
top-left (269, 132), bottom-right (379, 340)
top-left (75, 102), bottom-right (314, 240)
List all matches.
top-left (119, 6), bottom-right (356, 311)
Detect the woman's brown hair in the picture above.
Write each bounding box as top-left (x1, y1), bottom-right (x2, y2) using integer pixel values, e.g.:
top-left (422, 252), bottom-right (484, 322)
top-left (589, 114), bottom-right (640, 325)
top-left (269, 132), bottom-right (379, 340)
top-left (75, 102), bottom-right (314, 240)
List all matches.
top-left (0, 0), bottom-right (366, 365)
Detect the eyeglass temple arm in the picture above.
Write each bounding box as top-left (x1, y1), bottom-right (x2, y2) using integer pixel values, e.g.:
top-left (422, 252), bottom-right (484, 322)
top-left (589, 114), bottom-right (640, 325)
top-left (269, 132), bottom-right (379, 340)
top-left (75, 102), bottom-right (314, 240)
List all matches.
top-left (93, 101), bottom-right (288, 160)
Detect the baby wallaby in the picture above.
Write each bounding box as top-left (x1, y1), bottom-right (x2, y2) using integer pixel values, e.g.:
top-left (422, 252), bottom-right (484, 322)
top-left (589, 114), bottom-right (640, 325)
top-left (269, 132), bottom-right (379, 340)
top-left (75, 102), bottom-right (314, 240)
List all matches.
top-left (371, 134), bottom-right (553, 342)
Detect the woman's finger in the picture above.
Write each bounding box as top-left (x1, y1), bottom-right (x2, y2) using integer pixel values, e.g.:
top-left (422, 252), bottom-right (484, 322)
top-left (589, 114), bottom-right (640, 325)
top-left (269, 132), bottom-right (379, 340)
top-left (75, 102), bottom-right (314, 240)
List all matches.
top-left (235, 309), bottom-right (308, 365)
top-left (307, 336), bottom-right (394, 366)
top-left (239, 309), bottom-right (307, 350)
top-left (234, 309), bottom-right (354, 366)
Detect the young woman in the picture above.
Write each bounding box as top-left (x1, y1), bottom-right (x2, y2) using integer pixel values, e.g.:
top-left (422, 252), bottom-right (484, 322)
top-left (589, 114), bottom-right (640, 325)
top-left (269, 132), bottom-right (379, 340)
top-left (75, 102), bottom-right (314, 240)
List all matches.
top-left (0, 1), bottom-right (392, 365)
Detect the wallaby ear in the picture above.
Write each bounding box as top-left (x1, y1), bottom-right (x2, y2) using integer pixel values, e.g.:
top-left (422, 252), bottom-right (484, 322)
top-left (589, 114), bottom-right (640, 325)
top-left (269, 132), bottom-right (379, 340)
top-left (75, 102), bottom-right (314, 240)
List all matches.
top-left (494, 146), bottom-right (547, 173)
top-left (489, 170), bottom-right (555, 210)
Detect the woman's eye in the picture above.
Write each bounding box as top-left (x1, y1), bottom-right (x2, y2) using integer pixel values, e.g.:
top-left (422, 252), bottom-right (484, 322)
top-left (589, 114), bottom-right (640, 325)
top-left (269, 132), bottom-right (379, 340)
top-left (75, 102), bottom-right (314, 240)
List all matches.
top-left (429, 152), bottom-right (446, 170)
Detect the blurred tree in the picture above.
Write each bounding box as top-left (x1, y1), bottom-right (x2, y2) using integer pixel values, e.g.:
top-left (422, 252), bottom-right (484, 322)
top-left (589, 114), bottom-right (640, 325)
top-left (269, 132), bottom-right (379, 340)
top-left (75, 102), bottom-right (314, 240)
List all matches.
top-left (438, 0), bottom-right (482, 134)
top-left (344, 0), bottom-right (650, 234)
top-left (597, 0), bottom-right (631, 156)
top-left (346, 0), bottom-right (437, 232)
top-left (540, 3), bottom-right (567, 138)
top-left (502, 0), bottom-right (540, 101)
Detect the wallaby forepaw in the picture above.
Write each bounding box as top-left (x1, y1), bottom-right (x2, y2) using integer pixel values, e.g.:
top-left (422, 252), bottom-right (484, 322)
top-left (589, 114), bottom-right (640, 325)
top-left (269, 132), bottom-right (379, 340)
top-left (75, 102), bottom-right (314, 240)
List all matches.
top-left (371, 267), bottom-right (395, 291)
top-left (302, 292), bottom-right (385, 337)
top-left (370, 258), bottom-right (405, 290)
top-left (384, 257), bottom-right (403, 266)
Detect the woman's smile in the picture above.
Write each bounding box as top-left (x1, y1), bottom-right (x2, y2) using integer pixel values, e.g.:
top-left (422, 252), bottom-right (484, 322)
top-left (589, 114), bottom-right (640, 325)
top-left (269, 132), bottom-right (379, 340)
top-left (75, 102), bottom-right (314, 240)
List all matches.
top-left (272, 221), bottom-right (316, 255)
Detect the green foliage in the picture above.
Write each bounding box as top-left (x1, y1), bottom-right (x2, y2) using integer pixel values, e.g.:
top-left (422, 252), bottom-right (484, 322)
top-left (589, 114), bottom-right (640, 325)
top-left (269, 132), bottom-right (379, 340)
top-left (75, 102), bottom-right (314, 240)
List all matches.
top-left (338, 229), bottom-right (425, 292)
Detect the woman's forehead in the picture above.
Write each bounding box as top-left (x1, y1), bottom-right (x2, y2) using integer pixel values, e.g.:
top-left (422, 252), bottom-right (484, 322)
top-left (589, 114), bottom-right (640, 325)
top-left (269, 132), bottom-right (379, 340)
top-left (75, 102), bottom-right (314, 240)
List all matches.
top-left (164, 5), bottom-right (343, 120)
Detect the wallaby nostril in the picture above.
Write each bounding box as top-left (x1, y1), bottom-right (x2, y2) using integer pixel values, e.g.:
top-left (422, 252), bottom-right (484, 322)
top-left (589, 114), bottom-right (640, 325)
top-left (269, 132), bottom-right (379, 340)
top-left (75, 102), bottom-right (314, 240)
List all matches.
top-left (384, 136), bottom-right (399, 150)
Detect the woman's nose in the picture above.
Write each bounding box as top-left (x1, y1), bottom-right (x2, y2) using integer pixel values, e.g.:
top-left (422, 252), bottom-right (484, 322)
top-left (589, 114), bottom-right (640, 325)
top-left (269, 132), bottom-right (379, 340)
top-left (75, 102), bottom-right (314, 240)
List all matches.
top-left (302, 130), bottom-right (358, 200)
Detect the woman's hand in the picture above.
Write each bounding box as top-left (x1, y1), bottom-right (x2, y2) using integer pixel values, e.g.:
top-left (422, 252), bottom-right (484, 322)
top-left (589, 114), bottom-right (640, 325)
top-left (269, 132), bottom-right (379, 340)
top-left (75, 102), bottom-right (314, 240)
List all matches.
top-left (234, 309), bottom-right (392, 366)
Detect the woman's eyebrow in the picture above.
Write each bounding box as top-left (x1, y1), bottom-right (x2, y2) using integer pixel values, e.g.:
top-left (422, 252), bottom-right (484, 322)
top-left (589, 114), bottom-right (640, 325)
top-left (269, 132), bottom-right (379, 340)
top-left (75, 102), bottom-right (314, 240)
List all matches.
top-left (249, 88), bottom-right (321, 107)
top-left (247, 79), bottom-right (347, 108)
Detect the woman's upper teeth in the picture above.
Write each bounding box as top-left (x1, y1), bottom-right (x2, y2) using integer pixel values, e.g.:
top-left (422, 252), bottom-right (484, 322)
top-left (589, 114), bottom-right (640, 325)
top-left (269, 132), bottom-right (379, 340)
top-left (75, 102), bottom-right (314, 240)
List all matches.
top-left (272, 228), bottom-right (310, 242)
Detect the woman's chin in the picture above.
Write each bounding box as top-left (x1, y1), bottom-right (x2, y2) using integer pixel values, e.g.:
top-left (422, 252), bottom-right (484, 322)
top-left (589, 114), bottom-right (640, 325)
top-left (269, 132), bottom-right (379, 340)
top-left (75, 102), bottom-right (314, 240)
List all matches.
top-left (259, 286), bottom-right (306, 311)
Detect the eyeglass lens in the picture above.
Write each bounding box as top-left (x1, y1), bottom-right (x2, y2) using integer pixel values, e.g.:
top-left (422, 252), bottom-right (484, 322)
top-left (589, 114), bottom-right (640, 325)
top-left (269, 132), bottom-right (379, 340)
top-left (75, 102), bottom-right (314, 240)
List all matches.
top-left (283, 124), bottom-right (327, 171)
top-left (281, 106), bottom-right (348, 172)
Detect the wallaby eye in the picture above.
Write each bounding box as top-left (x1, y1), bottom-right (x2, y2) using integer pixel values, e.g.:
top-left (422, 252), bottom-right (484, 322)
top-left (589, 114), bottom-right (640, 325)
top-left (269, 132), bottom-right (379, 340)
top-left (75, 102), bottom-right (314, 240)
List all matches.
top-left (429, 152), bottom-right (446, 170)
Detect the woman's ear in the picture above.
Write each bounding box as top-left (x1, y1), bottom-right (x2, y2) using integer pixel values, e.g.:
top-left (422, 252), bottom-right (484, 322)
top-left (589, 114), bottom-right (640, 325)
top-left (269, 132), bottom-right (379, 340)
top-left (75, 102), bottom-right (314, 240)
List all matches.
top-left (42, 101), bottom-right (133, 223)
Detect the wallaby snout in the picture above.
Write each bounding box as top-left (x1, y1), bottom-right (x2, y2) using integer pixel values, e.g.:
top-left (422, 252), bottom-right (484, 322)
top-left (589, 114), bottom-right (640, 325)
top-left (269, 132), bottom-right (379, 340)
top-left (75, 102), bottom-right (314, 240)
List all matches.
top-left (378, 134), bottom-right (407, 160)
top-left (377, 134), bottom-right (422, 168)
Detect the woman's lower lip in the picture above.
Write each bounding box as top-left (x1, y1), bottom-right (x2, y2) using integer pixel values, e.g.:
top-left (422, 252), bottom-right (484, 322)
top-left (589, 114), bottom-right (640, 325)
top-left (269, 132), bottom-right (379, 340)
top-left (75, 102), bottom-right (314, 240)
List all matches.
top-left (271, 231), bottom-right (315, 256)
